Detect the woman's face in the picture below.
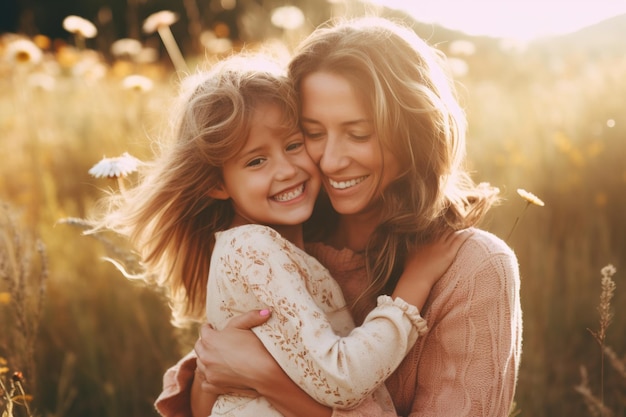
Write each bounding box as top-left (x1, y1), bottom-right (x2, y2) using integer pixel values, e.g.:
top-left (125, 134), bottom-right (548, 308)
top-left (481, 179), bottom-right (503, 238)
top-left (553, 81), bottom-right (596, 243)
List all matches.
top-left (300, 71), bottom-right (400, 216)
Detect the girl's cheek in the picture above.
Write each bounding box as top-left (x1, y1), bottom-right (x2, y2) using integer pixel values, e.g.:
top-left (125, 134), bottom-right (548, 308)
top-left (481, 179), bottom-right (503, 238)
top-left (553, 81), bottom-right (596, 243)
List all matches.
top-left (304, 142), bottom-right (323, 164)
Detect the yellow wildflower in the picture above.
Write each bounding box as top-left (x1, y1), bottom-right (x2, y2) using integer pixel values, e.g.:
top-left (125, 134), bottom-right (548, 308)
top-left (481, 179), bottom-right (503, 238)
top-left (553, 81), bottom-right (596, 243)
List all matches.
top-left (0, 291), bottom-right (11, 305)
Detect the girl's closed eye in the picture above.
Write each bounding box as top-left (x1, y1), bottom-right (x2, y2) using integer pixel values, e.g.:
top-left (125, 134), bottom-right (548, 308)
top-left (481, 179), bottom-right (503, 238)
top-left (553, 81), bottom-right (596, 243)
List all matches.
top-left (286, 141), bottom-right (304, 152)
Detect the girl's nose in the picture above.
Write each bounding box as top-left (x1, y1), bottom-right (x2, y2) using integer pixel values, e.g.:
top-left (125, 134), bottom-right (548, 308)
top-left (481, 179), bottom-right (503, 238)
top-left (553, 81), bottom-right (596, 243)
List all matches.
top-left (274, 155), bottom-right (298, 181)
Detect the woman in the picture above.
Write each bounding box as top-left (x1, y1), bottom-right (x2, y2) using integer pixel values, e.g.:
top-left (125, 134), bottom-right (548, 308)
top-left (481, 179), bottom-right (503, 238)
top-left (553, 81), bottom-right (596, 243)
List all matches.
top-left (157, 16), bottom-right (522, 417)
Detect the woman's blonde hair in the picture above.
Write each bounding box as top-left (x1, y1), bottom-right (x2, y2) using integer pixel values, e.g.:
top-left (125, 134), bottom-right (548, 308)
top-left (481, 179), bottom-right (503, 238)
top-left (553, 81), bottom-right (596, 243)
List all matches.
top-left (291, 17), bottom-right (500, 317)
top-left (93, 54), bottom-right (299, 326)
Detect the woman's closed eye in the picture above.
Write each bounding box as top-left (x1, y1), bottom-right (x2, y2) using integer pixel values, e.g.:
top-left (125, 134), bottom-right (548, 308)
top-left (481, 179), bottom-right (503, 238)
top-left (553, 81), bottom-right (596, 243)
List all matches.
top-left (349, 132), bottom-right (372, 140)
top-left (302, 130), bottom-right (325, 140)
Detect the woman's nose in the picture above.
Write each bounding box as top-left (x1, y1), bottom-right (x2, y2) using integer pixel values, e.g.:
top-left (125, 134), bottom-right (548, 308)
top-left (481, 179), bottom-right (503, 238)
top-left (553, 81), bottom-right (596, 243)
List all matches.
top-left (319, 136), bottom-right (348, 174)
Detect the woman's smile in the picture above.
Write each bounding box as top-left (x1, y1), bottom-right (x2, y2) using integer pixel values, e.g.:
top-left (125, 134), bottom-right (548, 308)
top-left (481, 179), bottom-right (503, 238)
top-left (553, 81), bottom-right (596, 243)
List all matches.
top-left (327, 175), bottom-right (369, 190)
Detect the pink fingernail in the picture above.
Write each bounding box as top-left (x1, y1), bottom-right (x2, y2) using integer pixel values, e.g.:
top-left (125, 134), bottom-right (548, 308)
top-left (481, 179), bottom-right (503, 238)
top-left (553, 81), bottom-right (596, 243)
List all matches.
top-left (260, 309), bottom-right (270, 317)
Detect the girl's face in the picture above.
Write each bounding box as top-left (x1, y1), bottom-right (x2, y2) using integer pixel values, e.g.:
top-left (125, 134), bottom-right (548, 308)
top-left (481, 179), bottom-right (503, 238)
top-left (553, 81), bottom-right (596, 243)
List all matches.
top-left (215, 103), bottom-right (321, 229)
top-left (300, 71), bottom-right (400, 216)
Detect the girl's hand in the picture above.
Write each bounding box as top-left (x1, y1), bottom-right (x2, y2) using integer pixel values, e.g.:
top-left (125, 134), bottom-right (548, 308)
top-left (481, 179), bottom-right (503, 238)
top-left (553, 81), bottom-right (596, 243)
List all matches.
top-left (194, 310), bottom-right (274, 396)
top-left (392, 228), bottom-right (473, 310)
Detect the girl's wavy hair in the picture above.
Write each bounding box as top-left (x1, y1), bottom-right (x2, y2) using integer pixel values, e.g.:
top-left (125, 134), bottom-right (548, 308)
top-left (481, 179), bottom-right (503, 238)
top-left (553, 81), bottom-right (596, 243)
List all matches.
top-left (293, 16), bottom-right (500, 318)
top-left (91, 54), bottom-right (299, 326)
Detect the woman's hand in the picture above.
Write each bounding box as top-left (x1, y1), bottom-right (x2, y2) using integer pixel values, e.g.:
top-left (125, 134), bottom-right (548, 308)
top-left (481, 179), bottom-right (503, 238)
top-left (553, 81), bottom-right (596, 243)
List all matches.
top-left (392, 228), bottom-right (473, 310)
top-left (194, 310), bottom-right (273, 397)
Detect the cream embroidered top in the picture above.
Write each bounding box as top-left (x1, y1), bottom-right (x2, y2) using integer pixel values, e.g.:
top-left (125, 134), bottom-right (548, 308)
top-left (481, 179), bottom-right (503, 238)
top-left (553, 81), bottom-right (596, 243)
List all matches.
top-left (205, 224), bottom-right (427, 416)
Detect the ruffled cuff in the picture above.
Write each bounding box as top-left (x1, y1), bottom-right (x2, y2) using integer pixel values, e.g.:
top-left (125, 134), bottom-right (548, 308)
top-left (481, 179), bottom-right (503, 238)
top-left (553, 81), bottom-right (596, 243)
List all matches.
top-left (154, 351), bottom-right (197, 417)
top-left (376, 295), bottom-right (428, 336)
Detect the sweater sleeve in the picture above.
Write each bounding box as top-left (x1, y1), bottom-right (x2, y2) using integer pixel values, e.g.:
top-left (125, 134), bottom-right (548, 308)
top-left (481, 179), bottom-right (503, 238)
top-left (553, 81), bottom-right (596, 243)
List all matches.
top-left (407, 235), bottom-right (522, 417)
top-left (154, 350), bottom-right (197, 417)
top-left (212, 225), bottom-right (427, 410)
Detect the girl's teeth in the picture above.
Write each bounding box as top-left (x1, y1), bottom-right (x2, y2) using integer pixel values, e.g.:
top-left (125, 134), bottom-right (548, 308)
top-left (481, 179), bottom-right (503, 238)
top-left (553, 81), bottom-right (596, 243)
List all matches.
top-left (273, 184), bottom-right (304, 202)
top-left (329, 176), bottom-right (367, 190)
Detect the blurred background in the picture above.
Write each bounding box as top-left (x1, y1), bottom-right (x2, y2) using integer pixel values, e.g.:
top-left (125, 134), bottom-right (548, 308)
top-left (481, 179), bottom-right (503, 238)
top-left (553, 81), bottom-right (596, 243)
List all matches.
top-left (0, 0), bottom-right (624, 416)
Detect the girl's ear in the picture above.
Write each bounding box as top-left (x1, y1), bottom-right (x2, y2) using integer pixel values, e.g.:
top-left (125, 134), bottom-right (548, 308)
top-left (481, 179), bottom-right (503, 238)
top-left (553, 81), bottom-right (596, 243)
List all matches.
top-left (208, 184), bottom-right (230, 200)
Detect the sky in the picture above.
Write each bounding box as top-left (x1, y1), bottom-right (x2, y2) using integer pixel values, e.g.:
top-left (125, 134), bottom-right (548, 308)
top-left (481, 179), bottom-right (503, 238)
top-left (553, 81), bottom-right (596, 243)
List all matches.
top-left (366, 0), bottom-right (626, 40)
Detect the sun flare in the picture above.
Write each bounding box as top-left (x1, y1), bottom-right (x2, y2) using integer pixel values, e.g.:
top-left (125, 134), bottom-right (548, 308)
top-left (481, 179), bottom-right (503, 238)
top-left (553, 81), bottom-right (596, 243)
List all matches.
top-left (366, 0), bottom-right (626, 40)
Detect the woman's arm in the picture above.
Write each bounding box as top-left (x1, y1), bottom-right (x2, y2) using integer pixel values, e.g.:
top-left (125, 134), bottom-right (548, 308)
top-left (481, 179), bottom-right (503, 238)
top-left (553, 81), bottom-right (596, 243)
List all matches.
top-left (190, 370), bottom-right (218, 417)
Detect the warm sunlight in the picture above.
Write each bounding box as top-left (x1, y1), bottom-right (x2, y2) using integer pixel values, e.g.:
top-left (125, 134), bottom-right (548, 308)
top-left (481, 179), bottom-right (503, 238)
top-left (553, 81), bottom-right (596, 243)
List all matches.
top-left (366, 0), bottom-right (626, 39)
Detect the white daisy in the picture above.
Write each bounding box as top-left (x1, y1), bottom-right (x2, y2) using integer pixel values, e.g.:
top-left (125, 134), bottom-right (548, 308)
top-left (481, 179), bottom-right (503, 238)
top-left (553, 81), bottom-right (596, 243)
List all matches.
top-left (63, 15), bottom-right (98, 39)
top-left (89, 152), bottom-right (141, 178)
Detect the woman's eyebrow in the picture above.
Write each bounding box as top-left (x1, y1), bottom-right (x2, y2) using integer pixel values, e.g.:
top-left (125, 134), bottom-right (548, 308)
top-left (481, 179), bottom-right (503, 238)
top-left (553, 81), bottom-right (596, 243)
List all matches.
top-left (300, 118), bottom-right (371, 126)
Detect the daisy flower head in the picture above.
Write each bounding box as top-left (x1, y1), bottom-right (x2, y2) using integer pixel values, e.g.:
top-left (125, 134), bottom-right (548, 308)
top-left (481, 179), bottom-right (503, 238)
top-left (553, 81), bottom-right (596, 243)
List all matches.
top-left (89, 152), bottom-right (141, 178)
top-left (122, 74), bottom-right (154, 93)
top-left (142, 10), bottom-right (188, 74)
top-left (5, 38), bottom-right (43, 66)
top-left (111, 38), bottom-right (143, 59)
top-left (516, 188), bottom-right (545, 207)
top-left (28, 72), bottom-right (56, 91)
top-left (270, 5), bottom-right (305, 30)
top-left (143, 11), bottom-right (179, 34)
top-left (200, 30), bottom-right (233, 55)
top-left (63, 15), bottom-right (98, 39)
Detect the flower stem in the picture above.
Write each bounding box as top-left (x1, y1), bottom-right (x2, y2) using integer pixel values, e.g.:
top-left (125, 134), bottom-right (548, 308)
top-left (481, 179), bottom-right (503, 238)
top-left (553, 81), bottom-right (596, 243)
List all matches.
top-left (506, 202), bottom-right (529, 242)
top-left (157, 26), bottom-right (189, 74)
top-left (117, 176), bottom-right (126, 194)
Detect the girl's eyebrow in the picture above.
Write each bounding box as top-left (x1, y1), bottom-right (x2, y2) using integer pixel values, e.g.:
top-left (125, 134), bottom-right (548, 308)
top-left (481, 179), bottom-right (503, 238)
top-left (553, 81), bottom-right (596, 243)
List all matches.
top-left (234, 145), bottom-right (266, 162)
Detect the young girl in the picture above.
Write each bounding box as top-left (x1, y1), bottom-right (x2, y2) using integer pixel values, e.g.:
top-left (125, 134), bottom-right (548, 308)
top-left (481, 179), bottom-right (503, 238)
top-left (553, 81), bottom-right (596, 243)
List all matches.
top-left (92, 54), bottom-right (469, 416)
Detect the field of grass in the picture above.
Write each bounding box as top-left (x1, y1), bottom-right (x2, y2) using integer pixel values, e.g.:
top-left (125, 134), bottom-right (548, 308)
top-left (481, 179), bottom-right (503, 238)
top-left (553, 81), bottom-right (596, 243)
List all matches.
top-left (1, 9), bottom-right (625, 417)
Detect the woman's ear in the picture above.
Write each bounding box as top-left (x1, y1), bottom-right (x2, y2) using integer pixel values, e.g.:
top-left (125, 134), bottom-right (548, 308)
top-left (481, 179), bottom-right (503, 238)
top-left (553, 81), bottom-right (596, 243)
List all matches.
top-left (208, 185), bottom-right (230, 200)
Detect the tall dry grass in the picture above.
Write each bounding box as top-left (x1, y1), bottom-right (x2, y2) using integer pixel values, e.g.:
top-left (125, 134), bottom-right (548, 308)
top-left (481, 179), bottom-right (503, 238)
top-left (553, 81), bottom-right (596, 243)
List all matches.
top-left (575, 264), bottom-right (624, 417)
top-left (1, 6), bottom-right (625, 417)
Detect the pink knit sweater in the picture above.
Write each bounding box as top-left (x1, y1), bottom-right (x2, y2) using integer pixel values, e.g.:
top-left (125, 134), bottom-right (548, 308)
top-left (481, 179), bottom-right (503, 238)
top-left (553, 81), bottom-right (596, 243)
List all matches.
top-left (155, 229), bottom-right (522, 417)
